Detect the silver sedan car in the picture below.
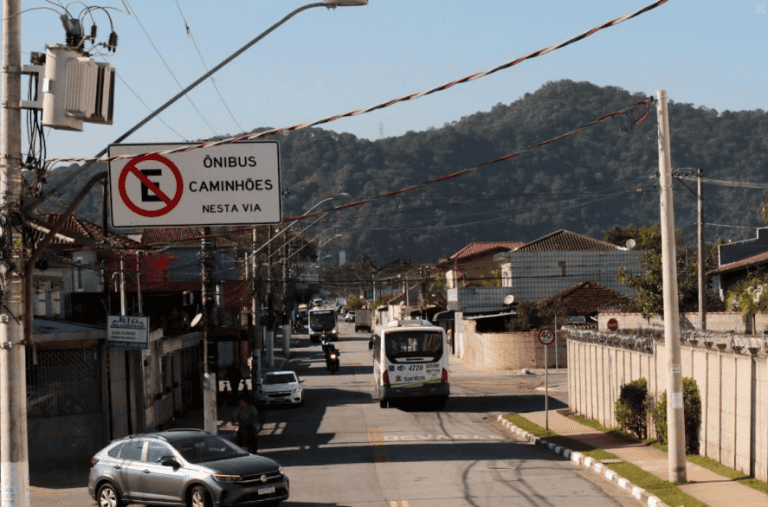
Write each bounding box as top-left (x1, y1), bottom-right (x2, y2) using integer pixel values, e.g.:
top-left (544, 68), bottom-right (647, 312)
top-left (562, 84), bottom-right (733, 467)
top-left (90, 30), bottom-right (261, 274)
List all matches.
top-left (88, 429), bottom-right (289, 507)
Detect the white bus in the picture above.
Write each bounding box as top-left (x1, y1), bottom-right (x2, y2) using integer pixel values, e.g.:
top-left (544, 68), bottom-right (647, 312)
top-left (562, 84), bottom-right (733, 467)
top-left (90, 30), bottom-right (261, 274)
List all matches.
top-left (370, 319), bottom-right (449, 409)
top-left (308, 307), bottom-right (338, 343)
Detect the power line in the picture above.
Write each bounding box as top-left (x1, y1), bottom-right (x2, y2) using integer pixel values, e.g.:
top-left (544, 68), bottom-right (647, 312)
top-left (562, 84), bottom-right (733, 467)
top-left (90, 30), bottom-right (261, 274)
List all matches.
top-left (123, 0), bottom-right (219, 137)
top-left (48, 0), bottom-right (668, 166)
top-left (173, 0), bottom-right (245, 134)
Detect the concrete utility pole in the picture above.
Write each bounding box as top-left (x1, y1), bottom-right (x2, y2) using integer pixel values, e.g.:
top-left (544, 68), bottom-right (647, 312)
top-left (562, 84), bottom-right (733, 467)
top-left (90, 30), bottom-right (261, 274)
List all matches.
top-left (251, 228), bottom-right (261, 389)
top-left (201, 228), bottom-right (217, 433)
top-left (0, 1), bottom-right (30, 505)
top-left (697, 169), bottom-right (706, 331)
top-left (657, 89), bottom-right (687, 483)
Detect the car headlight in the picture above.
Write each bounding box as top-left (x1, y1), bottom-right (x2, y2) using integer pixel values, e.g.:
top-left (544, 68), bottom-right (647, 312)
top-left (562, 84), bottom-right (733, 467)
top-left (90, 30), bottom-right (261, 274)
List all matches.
top-left (292, 387), bottom-right (300, 393)
top-left (212, 473), bottom-right (241, 483)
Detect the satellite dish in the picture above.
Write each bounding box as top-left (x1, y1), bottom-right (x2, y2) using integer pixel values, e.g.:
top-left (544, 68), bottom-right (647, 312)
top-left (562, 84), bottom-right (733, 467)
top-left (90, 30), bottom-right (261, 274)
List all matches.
top-left (625, 239), bottom-right (636, 249)
top-left (190, 313), bottom-right (203, 328)
top-left (504, 295), bottom-right (515, 305)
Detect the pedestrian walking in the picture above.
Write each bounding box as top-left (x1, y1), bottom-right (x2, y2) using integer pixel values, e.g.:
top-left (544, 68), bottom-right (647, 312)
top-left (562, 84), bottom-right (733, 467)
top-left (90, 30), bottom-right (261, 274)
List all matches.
top-left (232, 394), bottom-right (259, 453)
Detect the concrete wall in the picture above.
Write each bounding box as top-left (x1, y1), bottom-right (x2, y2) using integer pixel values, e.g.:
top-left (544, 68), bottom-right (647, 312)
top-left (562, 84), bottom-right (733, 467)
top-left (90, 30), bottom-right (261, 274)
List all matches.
top-left (597, 311), bottom-right (765, 334)
top-left (566, 327), bottom-right (768, 481)
top-left (461, 320), bottom-right (567, 370)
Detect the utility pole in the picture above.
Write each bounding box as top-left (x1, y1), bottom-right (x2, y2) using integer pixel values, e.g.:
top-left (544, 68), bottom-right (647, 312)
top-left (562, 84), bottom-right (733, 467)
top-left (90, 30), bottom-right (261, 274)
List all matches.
top-left (136, 251), bottom-right (143, 315)
top-left (657, 89), bottom-right (687, 483)
top-left (251, 228), bottom-right (260, 389)
top-left (201, 228), bottom-right (217, 433)
top-left (1, 1), bottom-right (29, 504)
top-left (697, 168), bottom-right (706, 331)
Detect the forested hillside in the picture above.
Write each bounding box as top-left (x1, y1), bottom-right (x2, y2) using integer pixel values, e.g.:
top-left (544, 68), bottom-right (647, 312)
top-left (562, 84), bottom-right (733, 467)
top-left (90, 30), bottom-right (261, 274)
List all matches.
top-left (36, 79), bottom-right (768, 264)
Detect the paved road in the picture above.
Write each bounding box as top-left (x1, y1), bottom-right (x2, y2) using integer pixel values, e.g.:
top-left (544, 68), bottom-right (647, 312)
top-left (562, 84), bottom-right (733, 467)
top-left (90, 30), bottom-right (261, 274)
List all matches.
top-left (30, 320), bottom-right (641, 507)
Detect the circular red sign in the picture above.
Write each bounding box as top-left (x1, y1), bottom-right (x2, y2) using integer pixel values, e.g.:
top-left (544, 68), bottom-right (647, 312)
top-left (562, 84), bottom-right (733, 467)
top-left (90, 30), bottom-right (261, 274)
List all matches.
top-left (538, 328), bottom-right (555, 346)
top-left (118, 153), bottom-right (184, 218)
top-left (607, 318), bottom-right (619, 331)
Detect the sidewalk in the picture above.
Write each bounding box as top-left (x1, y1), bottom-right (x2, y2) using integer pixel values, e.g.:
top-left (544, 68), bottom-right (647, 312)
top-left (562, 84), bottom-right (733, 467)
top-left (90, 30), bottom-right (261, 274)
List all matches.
top-left (450, 353), bottom-right (768, 507)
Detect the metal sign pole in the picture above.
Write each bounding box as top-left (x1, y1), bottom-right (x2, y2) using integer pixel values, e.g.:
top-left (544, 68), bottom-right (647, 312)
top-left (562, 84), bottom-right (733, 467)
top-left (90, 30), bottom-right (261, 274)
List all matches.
top-left (545, 344), bottom-right (549, 431)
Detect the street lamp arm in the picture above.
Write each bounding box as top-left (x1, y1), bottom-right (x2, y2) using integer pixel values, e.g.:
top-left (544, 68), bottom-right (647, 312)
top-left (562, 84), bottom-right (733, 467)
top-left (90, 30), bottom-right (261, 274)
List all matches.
top-left (25, 2), bottom-right (328, 213)
top-left (250, 193), bottom-right (347, 260)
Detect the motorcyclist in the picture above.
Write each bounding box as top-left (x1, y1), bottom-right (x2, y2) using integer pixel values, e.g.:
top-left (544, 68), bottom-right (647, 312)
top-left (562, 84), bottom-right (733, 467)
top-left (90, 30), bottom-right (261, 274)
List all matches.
top-left (321, 338), bottom-right (340, 371)
top-left (232, 394), bottom-right (259, 453)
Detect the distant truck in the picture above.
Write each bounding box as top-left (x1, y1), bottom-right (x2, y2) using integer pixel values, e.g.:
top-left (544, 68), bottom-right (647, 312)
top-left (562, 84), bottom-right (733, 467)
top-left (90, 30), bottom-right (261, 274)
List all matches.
top-left (355, 309), bottom-right (373, 333)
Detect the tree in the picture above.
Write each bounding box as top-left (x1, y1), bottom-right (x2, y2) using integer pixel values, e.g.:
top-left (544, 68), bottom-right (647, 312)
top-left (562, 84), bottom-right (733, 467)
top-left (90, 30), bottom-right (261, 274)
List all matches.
top-left (725, 274), bottom-right (768, 334)
top-left (612, 224), bottom-right (719, 319)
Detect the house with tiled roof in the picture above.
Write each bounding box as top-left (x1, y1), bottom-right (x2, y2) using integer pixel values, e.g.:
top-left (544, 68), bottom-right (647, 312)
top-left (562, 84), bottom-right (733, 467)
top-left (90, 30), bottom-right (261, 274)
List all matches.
top-left (539, 280), bottom-right (634, 318)
top-left (437, 241), bottom-right (525, 289)
top-left (495, 229), bottom-right (644, 303)
top-left (708, 249), bottom-right (768, 301)
top-left (141, 227), bottom-right (241, 293)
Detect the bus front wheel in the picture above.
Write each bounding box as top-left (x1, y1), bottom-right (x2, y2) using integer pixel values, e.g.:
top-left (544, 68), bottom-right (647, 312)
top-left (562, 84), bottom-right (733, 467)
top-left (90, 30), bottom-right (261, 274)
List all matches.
top-left (379, 399), bottom-right (388, 409)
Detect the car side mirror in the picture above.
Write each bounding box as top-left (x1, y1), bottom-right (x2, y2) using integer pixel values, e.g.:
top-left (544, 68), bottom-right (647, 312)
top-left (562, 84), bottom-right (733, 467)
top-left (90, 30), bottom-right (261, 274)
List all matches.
top-left (368, 339), bottom-right (373, 350)
top-left (161, 457), bottom-right (180, 468)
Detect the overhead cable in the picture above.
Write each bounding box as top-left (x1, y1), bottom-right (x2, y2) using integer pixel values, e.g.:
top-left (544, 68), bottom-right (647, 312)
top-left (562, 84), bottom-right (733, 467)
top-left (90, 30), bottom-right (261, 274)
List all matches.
top-left (45, 0), bottom-right (669, 166)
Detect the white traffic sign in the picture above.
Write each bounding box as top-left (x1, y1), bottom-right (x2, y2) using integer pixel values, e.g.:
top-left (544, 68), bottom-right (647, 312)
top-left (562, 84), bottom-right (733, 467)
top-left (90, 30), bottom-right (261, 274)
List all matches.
top-left (538, 328), bottom-right (555, 346)
top-left (108, 141), bottom-right (281, 227)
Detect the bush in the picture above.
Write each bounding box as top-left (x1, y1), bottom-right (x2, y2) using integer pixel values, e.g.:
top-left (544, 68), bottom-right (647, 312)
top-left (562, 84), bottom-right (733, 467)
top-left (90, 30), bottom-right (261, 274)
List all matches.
top-left (653, 377), bottom-right (702, 454)
top-left (615, 378), bottom-right (648, 439)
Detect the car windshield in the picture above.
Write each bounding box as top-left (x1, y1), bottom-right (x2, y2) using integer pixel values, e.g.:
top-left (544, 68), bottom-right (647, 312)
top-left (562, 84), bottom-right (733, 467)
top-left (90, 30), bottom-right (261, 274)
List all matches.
top-left (264, 373), bottom-right (297, 384)
top-left (170, 435), bottom-right (248, 464)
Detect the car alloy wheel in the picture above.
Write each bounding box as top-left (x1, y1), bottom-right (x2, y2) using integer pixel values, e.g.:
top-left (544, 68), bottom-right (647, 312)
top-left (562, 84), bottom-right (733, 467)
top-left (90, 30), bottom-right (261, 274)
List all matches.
top-left (97, 483), bottom-right (123, 507)
top-left (189, 485), bottom-right (211, 507)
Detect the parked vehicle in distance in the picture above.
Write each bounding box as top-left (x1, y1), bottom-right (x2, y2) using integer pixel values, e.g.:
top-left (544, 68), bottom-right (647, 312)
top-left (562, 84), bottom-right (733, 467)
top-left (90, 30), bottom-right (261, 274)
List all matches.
top-left (308, 307), bottom-right (337, 343)
top-left (371, 319), bottom-right (449, 409)
top-left (354, 309), bottom-right (373, 333)
top-left (345, 310), bottom-right (356, 322)
top-left (88, 429), bottom-right (289, 507)
top-left (257, 371), bottom-right (303, 406)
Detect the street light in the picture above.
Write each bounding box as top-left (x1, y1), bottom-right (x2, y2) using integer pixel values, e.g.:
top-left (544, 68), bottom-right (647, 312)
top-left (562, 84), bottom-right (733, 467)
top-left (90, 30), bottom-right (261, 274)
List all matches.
top-left (250, 193), bottom-right (349, 261)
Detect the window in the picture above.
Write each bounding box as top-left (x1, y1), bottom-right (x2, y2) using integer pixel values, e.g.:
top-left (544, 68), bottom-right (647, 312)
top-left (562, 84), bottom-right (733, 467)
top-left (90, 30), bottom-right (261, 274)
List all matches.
top-left (107, 443), bottom-right (124, 458)
top-left (145, 441), bottom-right (173, 463)
top-left (558, 260), bottom-right (566, 277)
top-left (119, 440), bottom-right (144, 461)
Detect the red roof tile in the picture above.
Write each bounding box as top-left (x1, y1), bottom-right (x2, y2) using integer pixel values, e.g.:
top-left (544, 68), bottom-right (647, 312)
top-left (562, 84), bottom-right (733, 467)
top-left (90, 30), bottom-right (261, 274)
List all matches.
top-left (516, 230), bottom-right (619, 252)
top-left (709, 250), bottom-right (768, 275)
top-left (449, 241), bottom-right (525, 260)
top-left (141, 227), bottom-right (238, 248)
top-left (542, 281), bottom-right (634, 314)
top-left (32, 213), bottom-right (138, 248)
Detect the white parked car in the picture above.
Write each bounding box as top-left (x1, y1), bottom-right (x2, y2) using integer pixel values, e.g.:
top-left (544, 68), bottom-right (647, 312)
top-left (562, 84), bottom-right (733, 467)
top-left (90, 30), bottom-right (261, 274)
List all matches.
top-left (345, 311), bottom-right (356, 322)
top-left (257, 371), bottom-right (303, 406)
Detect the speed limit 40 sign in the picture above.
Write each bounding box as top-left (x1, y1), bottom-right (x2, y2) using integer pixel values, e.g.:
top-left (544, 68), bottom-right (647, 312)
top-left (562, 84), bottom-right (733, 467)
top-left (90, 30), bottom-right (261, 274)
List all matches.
top-left (538, 328), bottom-right (555, 346)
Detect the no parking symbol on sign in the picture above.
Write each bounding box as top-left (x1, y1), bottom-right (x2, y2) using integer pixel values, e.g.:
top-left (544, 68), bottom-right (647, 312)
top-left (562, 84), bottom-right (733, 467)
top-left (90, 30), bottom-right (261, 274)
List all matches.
top-left (118, 153), bottom-right (184, 218)
top-left (108, 142), bottom-right (282, 228)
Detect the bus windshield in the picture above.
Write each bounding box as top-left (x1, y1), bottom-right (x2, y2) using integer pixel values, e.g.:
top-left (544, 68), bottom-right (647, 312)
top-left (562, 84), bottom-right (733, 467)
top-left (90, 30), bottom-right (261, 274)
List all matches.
top-left (309, 311), bottom-right (335, 331)
top-left (385, 331), bottom-right (443, 361)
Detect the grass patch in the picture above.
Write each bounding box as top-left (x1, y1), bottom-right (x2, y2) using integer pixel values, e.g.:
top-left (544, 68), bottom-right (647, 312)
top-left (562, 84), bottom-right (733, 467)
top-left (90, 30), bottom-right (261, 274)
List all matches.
top-left (504, 413), bottom-right (707, 507)
top-left (560, 412), bottom-right (768, 498)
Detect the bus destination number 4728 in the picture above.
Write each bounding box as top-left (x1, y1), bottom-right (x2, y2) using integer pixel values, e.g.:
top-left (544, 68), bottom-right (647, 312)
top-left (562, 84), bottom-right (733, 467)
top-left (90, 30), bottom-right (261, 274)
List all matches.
top-left (370, 319), bottom-right (449, 409)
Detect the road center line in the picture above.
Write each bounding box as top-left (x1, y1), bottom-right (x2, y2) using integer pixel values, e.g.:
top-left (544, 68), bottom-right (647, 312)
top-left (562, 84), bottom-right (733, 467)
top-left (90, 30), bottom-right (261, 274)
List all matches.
top-left (366, 425), bottom-right (392, 466)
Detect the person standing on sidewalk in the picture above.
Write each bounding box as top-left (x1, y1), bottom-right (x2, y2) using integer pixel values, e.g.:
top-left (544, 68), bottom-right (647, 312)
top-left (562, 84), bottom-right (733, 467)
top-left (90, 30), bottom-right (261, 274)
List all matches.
top-left (232, 394), bottom-right (259, 453)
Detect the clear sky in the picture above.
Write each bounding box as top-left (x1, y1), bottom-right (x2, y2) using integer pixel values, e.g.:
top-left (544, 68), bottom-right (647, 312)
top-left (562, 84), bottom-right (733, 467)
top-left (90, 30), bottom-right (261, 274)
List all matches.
top-left (5, 0), bottom-right (768, 162)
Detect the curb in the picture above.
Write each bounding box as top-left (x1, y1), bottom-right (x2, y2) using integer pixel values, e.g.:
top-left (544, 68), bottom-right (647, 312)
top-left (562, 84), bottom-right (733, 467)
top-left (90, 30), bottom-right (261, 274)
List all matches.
top-left (495, 415), bottom-right (670, 507)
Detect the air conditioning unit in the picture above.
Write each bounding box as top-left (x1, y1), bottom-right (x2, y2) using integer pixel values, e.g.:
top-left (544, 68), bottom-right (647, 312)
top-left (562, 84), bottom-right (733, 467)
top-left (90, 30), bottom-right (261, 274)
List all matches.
top-left (42, 45), bottom-right (115, 131)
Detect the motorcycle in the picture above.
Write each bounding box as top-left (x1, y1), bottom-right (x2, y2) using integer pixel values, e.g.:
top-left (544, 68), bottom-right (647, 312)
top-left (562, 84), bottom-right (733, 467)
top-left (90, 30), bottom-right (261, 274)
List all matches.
top-left (327, 349), bottom-right (340, 374)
